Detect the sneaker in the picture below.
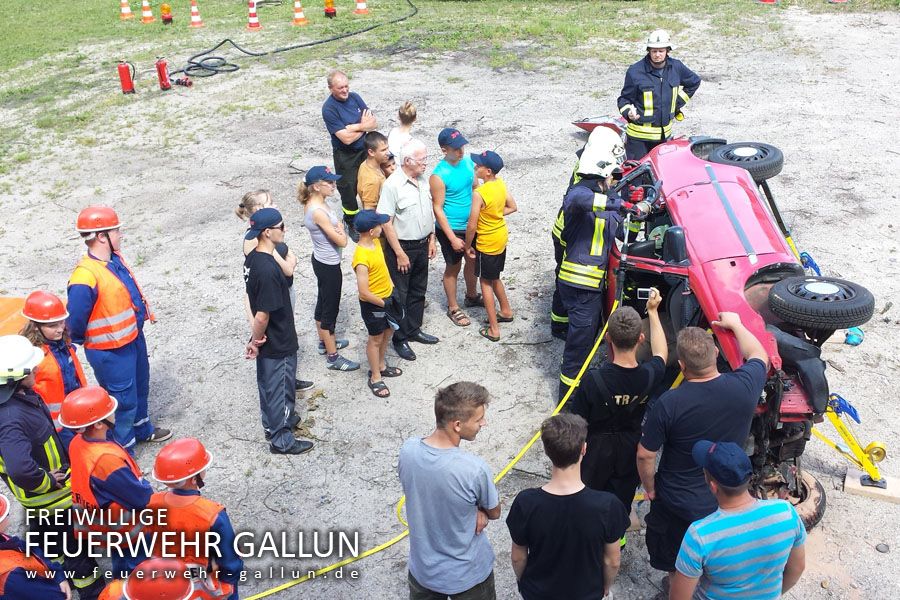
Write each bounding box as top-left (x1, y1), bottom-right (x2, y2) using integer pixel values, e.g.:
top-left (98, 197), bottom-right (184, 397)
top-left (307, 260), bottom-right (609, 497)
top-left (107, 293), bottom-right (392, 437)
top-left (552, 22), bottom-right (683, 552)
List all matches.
top-left (295, 379), bottom-right (315, 391)
top-left (317, 339), bottom-right (349, 355)
top-left (327, 355), bottom-right (360, 371)
top-left (144, 428), bottom-right (172, 443)
top-left (347, 226), bottom-right (360, 244)
top-left (269, 439), bottom-right (314, 455)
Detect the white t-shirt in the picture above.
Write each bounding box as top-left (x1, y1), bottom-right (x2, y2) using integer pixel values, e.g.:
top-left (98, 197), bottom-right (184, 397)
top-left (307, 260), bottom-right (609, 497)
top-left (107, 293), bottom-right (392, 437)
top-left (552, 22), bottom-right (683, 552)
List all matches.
top-left (387, 127), bottom-right (411, 158)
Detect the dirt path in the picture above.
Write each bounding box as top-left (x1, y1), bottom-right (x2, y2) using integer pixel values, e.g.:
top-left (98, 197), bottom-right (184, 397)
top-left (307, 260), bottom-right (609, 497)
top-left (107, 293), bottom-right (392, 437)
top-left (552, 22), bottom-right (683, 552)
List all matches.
top-left (1, 6), bottom-right (898, 600)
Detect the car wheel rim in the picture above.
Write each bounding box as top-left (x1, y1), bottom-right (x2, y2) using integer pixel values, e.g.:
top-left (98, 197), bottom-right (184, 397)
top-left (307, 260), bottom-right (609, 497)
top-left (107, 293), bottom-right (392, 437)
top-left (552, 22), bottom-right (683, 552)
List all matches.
top-left (789, 279), bottom-right (853, 301)
top-left (725, 145), bottom-right (767, 163)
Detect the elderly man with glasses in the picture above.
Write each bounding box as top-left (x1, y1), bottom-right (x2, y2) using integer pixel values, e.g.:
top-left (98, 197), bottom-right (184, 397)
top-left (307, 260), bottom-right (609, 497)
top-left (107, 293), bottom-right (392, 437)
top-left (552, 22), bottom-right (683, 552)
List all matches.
top-left (377, 138), bottom-right (440, 361)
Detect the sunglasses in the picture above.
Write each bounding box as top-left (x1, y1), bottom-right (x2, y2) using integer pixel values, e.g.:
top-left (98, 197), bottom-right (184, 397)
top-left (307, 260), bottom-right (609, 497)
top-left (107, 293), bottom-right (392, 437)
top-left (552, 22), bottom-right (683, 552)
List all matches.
top-left (267, 223), bottom-right (285, 231)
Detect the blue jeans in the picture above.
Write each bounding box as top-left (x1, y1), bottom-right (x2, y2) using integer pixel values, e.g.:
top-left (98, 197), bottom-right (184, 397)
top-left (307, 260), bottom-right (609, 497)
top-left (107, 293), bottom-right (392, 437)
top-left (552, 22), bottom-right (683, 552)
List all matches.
top-left (85, 330), bottom-right (153, 450)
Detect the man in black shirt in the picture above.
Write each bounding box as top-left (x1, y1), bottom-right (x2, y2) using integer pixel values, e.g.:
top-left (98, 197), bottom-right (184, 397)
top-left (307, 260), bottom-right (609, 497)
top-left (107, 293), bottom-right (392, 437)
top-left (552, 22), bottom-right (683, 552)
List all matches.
top-left (507, 414), bottom-right (628, 600)
top-left (637, 312), bottom-right (769, 578)
top-left (243, 208), bottom-right (314, 455)
top-left (568, 289), bottom-right (667, 514)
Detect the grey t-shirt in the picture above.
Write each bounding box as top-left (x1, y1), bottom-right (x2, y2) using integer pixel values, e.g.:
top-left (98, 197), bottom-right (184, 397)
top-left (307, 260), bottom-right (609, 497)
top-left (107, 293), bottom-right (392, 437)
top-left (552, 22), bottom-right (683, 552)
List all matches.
top-left (398, 437), bottom-right (499, 594)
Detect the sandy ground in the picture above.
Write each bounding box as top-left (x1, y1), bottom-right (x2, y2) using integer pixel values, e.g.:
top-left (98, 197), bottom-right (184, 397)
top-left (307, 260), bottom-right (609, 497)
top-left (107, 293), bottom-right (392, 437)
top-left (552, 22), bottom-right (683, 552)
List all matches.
top-left (1, 6), bottom-right (899, 599)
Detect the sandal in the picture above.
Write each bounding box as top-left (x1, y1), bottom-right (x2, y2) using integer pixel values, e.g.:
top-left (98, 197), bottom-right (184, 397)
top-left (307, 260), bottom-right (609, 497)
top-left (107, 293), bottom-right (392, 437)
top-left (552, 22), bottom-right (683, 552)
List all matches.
top-left (381, 366), bottom-right (403, 377)
top-left (447, 307), bottom-right (471, 327)
top-left (463, 294), bottom-right (483, 308)
top-left (367, 377), bottom-right (390, 398)
top-left (484, 314), bottom-right (514, 324)
top-left (479, 326), bottom-right (500, 342)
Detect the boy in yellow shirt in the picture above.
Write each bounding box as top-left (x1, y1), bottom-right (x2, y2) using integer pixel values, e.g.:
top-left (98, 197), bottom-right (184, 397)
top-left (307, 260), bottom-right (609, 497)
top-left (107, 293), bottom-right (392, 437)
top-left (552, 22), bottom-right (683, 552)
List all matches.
top-left (352, 210), bottom-right (403, 397)
top-left (465, 151), bottom-right (518, 342)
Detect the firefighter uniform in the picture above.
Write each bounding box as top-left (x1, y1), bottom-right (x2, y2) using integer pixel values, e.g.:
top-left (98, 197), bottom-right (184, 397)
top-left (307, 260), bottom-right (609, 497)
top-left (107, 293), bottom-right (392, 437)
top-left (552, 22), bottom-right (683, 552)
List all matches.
top-left (617, 54), bottom-right (700, 160)
top-left (557, 180), bottom-right (623, 400)
top-left (68, 432), bottom-right (153, 574)
top-left (0, 532), bottom-right (67, 599)
top-left (550, 207), bottom-right (568, 339)
top-left (146, 490), bottom-right (242, 599)
top-left (0, 387), bottom-right (103, 598)
top-left (67, 251), bottom-right (155, 451)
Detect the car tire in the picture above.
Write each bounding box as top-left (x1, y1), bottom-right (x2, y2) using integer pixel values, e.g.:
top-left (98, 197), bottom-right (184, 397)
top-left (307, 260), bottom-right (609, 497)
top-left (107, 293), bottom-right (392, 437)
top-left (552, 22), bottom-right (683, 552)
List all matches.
top-left (793, 470), bottom-right (826, 530)
top-left (708, 142), bottom-right (784, 182)
top-left (768, 276), bottom-right (875, 330)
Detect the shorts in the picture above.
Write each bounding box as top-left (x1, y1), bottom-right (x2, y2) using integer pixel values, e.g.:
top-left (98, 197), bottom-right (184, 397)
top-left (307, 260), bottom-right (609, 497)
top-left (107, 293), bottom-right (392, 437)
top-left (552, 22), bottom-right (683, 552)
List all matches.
top-left (312, 256), bottom-right (342, 332)
top-left (581, 429), bottom-right (642, 511)
top-left (645, 498), bottom-right (693, 572)
top-left (475, 249), bottom-right (506, 280)
top-left (436, 228), bottom-right (468, 266)
top-left (359, 300), bottom-right (389, 336)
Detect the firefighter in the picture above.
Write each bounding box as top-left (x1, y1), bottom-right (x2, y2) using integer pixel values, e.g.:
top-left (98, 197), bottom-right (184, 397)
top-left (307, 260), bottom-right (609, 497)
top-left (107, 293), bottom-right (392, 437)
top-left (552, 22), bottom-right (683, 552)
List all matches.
top-left (98, 557), bottom-right (192, 600)
top-left (66, 205), bottom-right (171, 452)
top-left (0, 493), bottom-right (72, 599)
top-left (0, 335), bottom-right (104, 599)
top-left (59, 385), bottom-right (153, 577)
top-left (557, 127), bottom-right (626, 401)
top-left (19, 290), bottom-right (87, 451)
top-left (550, 206), bottom-right (568, 341)
top-left (147, 438), bottom-right (242, 599)
top-left (617, 30), bottom-right (701, 160)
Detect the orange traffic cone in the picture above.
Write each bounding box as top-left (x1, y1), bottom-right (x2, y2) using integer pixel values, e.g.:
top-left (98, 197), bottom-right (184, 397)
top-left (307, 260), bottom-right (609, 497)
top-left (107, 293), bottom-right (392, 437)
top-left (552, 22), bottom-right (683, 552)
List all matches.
top-left (292, 0), bottom-right (308, 25)
top-left (140, 0), bottom-right (155, 23)
top-left (354, 0), bottom-right (369, 15)
top-left (189, 0), bottom-right (204, 27)
top-left (247, 0), bottom-right (261, 30)
top-left (119, 0), bottom-right (135, 20)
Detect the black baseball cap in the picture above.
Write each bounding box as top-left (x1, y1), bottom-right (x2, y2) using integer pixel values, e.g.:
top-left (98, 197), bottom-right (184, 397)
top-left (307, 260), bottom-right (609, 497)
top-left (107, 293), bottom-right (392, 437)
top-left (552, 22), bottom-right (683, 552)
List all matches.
top-left (692, 440), bottom-right (752, 487)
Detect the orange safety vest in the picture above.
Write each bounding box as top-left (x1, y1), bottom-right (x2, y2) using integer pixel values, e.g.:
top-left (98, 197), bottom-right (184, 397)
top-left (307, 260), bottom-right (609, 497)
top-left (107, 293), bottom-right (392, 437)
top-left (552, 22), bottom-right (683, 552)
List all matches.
top-left (146, 491), bottom-right (235, 599)
top-left (68, 434), bottom-right (144, 543)
top-left (33, 344), bottom-right (87, 423)
top-left (0, 546), bottom-right (54, 595)
top-left (71, 253), bottom-right (153, 351)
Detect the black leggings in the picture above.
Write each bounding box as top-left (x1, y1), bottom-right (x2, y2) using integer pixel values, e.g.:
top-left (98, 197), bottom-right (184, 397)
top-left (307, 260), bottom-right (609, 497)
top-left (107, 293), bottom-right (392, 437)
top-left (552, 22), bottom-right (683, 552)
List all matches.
top-left (312, 256), bottom-right (342, 333)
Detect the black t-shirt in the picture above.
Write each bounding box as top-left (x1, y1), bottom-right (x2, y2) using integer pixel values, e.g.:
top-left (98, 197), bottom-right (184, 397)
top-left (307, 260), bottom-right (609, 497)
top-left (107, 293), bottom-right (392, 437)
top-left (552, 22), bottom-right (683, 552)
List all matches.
top-left (244, 250), bottom-right (298, 358)
top-left (273, 242), bottom-right (293, 288)
top-left (568, 356), bottom-right (666, 433)
top-left (640, 358), bottom-right (767, 521)
top-left (506, 487), bottom-right (629, 600)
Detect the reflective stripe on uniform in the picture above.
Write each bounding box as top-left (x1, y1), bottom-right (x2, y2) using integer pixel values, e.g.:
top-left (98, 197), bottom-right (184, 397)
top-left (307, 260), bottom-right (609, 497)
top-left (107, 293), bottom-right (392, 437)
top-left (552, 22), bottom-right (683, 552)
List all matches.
top-left (0, 454), bottom-right (73, 509)
top-left (43, 439), bottom-right (63, 472)
top-left (625, 121), bottom-right (673, 141)
top-left (559, 260), bottom-right (605, 288)
top-left (642, 90), bottom-right (654, 117)
top-left (559, 373), bottom-right (579, 387)
top-left (552, 210), bottom-right (565, 241)
top-left (678, 87), bottom-right (691, 105)
top-left (670, 86), bottom-right (678, 115)
top-left (550, 311), bottom-right (570, 324)
top-left (85, 309), bottom-right (138, 347)
top-left (342, 206), bottom-right (360, 216)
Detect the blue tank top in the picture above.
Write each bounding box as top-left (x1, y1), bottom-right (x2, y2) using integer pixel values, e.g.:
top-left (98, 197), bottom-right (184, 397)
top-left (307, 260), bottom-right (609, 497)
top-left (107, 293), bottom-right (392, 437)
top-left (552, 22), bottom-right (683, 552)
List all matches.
top-left (432, 156), bottom-right (475, 231)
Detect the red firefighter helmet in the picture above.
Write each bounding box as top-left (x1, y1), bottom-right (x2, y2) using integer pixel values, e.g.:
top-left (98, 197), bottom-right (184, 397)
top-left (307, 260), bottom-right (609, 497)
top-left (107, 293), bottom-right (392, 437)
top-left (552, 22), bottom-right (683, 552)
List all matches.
top-left (58, 385), bottom-right (118, 429)
top-left (153, 438), bottom-right (213, 484)
top-left (76, 205), bottom-right (122, 234)
top-left (21, 290), bottom-right (69, 323)
top-left (123, 557), bottom-right (192, 600)
top-left (0, 493), bottom-right (9, 523)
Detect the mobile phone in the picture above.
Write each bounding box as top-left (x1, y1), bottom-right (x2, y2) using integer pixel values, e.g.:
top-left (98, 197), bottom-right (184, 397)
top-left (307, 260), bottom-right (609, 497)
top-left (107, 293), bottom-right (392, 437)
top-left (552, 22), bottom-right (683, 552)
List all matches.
top-left (637, 288), bottom-right (653, 300)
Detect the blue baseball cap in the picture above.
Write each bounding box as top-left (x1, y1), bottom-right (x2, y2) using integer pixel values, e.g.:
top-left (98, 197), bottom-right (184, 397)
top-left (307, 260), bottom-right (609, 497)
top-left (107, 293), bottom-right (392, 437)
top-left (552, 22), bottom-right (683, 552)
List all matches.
top-left (354, 210), bottom-right (389, 233)
top-left (245, 207), bottom-right (283, 240)
top-left (304, 165), bottom-right (341, 186)
top-left (438, 128), bottom-right (468, 149)
top-left (471, 150), bottom-right (504, 174)
top-left (692, 441), bottom-right (752, 487)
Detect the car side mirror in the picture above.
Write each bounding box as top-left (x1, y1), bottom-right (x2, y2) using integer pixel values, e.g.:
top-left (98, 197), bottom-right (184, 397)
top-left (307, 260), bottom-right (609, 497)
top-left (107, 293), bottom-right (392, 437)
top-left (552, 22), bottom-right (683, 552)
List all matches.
top-left (663, 226), bottom-right (689, 265)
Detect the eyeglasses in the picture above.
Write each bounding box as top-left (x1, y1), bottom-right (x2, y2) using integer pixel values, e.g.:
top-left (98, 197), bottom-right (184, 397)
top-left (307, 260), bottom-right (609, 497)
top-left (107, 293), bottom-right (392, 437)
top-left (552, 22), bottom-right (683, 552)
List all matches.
top-left (267, 223), bottom-right (285, 231)
top-left (408, 156), bottom-right (428, 165)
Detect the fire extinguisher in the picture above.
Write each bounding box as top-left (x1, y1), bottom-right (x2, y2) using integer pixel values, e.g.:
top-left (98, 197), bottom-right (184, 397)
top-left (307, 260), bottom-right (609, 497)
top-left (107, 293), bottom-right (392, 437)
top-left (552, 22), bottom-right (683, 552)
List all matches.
top-left (118, 61), bottom-right (136, 94)
top-left (156, 58), bottom-right (172, 91)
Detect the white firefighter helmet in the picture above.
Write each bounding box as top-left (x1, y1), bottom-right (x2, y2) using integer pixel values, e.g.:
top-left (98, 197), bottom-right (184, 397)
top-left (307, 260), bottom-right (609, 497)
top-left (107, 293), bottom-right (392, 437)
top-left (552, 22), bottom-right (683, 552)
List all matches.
top-left (0, 335), bottom-right (44, 385)
top-left (577, 126), bottom-right (626, 178)
top-left (646, 29), bottom-right (675, 50)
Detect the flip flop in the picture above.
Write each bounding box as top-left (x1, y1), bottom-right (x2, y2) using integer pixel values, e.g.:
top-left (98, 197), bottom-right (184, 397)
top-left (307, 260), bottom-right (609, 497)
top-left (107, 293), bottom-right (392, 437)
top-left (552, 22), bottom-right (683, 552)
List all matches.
top-left (479, 326), bottom-right (500, 342)
top-left (367, 378), bottom-right (390, 398)
top-left (484, 314), bottom-right (514, 324)
top-left (381, 366), bottom-right (403, 378)
top-left (447, 307), bottom-right (471, 327)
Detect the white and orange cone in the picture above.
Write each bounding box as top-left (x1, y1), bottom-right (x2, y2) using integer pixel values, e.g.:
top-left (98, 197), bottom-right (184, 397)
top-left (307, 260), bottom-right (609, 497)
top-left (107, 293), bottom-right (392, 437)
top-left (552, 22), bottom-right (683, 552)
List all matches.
top-left (119, 0), bottom-right (135, 20)
top-left (140, 0), bottom-right (155, 23)
top-left (292, 0), bottom-right (308, 26)
top-left (354, 0), bottom-right (369, 15)
top-left (189, 0), bottom-right (204, 27)
top-left (247, 0), bottom-right (261, 30)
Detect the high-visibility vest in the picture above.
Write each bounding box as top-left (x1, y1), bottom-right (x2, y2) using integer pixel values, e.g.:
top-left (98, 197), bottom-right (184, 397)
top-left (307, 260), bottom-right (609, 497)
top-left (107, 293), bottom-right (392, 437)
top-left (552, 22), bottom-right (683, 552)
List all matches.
top-left (146, 492), bottom-right (235, 599)
top-left (71, 254), bottom-right (152, 350)
top-left (0, 545), bottom-right (55, 595)
top-left (33, 344), bottom-right (87, 423)
top-left (68, 435), bottom-right (144, 543)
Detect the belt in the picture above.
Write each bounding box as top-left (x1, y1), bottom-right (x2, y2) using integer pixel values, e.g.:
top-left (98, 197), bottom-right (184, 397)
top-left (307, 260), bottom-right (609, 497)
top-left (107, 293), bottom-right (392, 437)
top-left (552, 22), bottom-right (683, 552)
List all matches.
top-left (399, 237), bottom-right (430, 248)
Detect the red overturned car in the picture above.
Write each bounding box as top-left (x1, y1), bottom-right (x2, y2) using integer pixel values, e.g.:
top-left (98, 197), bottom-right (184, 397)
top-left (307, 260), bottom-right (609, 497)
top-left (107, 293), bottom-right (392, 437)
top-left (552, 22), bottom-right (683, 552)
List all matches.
top-left (588, 118), bottom-right (875, 527)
